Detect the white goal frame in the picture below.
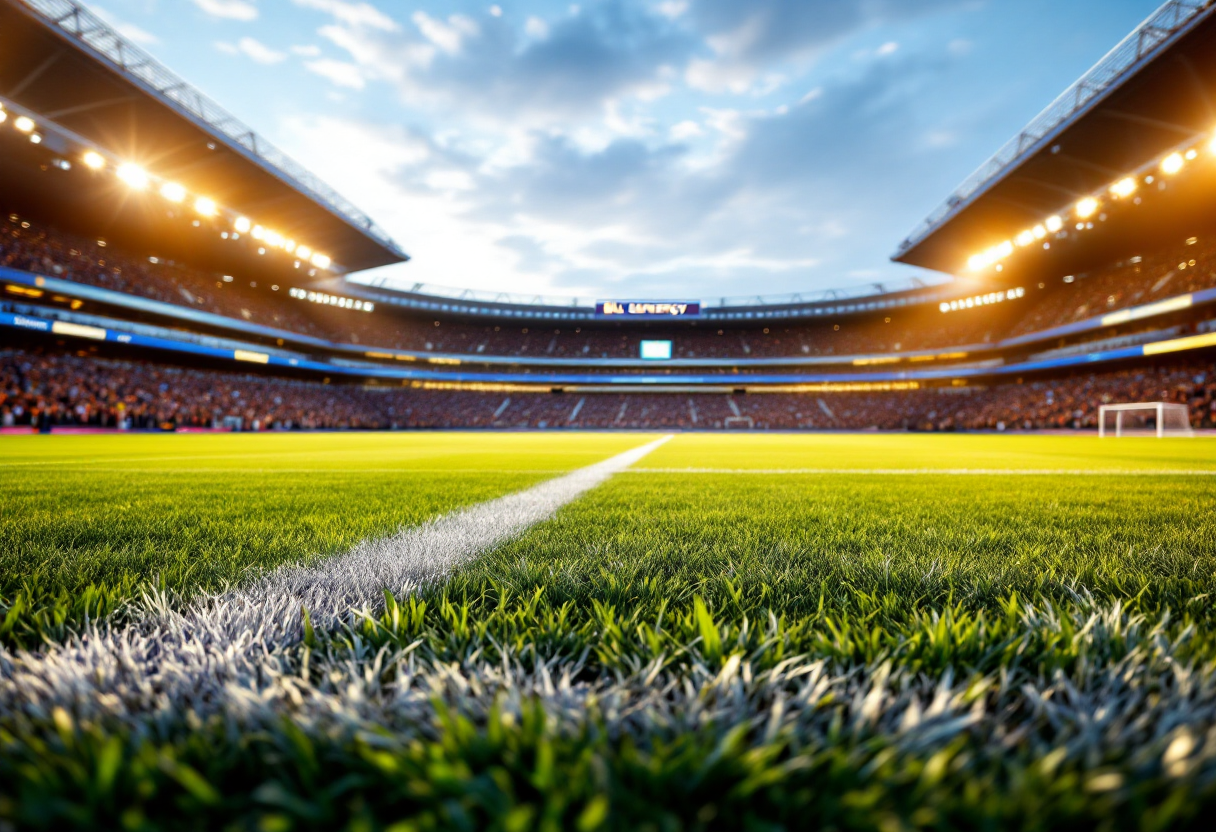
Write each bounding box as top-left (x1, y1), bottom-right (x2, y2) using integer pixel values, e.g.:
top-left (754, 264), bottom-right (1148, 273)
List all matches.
top-left (724, 416), bottom-right (754, 429)
top-left (1098, 402), bottom-right (1193, 438)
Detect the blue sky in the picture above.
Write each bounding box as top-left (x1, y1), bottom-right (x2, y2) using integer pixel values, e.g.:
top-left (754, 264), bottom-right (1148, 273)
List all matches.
top-left (90, 0), bottom-right (1160, 299)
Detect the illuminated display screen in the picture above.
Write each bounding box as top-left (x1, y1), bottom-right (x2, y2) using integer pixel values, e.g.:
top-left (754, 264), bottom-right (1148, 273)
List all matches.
top-left (640, 340), bottom-right (673, 360)
top-left (597, 301), bottom-right (700, 317)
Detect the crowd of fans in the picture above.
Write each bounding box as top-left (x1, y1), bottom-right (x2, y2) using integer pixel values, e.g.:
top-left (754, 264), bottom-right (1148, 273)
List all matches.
top-left (4, 348), bottom-right (1213, 433)
top-left (1009, 234), bottom-right (1216, 337)
top-left (6, 217), bottom-right (1216, 364)
top-left (0, 217), bottom-right (329, 338)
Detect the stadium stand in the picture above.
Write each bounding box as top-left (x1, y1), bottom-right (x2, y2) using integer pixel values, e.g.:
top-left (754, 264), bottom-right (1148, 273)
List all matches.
top-left (7, 216), bottom-right (1216, 368)
top-left (5, 347), bottom-right (1213, 433)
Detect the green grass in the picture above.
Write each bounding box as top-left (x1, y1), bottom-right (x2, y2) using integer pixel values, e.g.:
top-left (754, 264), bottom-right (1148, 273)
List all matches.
top-left (0, 432), bottom-right (650, 648)
top-left (3, 432), bottom-right (1216, 830)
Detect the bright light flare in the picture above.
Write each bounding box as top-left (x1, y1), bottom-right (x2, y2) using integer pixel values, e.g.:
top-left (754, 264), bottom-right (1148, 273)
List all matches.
top-left (1015, 230), bottom-right (1035, 247)
top-left (233, 216), bottom-right (252, 233)
top-left (160, 182), bottom-right (186, 203)
top-left (13, 116), bottom-right (35, 133)
top-left (1045, 215), bottom-right (1064, 233)
top-left (294, 245), bottom-right (312, 261)
top-left (194, 197), bottom-right (218, 217)
top-left (82, 151), bottom-right (106, 170)
top-left (1032, 224), bottom-right (1047, 239)
top-left (116, 163), bottom-right (149, 190)
top-left (1110, 177), bottom-right (1137, 198)
top-left (1075, 197), bottom-right (1100, 219)
top-left (1161, 152), bottom-right (1184, 175)
top-left (310, 252), bottom-right (332, 270)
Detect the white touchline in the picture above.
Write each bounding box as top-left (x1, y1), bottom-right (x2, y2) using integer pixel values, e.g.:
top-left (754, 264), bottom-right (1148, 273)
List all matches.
top-left (627, 467), bottom-right (1216, 475)
top-left (0, 435), bottom-right (672, 720)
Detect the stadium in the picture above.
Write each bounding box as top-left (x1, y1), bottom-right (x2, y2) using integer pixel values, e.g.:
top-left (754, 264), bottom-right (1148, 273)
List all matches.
top-left (3, 0), bottom-right (1216, 828)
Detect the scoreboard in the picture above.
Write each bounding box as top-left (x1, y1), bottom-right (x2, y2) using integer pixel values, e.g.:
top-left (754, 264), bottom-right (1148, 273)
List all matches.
top-left (597, 300), bottom-right (701, 318)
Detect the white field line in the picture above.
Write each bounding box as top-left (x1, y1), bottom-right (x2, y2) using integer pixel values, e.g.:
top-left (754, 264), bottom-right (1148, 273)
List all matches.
top-left (0, 435), bottom-right (671, 718)
top-left (627, 467), bottom-right (1216, 475)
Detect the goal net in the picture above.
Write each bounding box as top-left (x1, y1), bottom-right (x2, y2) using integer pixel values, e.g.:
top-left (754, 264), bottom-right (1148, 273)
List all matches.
top-left (1098, 402), bottom-right (1193, 438)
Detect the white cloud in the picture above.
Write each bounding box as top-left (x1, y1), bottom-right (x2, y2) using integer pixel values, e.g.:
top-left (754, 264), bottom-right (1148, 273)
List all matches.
top-left (876, 41), bottom-right (899, 56)
top-left (490, 5), bottom-right (503, 18)
top-left (292, 0), bottom-right (398, 32)
top-left (799, 86), bottom-right (823, 105)
top-left (291, 44), bottom-right (323, 57)
top-left (685, 57), bottom-right (756, 94)
top-left (669, 120), bottom-right (703, 141)
top-left (412, 11), bottom-right (479, 55)
top-left (524, 16), bottom-right (549, 40)
top-left (656, 0), bottom-right (688, 19)
top-left (192, 0), bottom-right (258, 22)
top-left (304, 58), bottom-right (367, 89)
top-left (226, 36), bottom-right (286, 64)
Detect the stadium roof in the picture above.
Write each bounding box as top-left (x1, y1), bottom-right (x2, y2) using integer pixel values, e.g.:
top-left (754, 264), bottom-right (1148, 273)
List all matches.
top-left (0, 0), bottom-right (407, 274)
top-left (896, 0), bottom-right (1216, 276)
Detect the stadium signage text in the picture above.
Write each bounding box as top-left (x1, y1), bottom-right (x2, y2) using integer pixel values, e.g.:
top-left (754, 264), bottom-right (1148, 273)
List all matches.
top-left (597, 301), bottom-right (701, 317)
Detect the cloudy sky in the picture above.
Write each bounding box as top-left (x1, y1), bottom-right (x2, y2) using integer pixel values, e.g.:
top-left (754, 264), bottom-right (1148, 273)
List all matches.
top-left (92, 0), bottom-right (1159, 300)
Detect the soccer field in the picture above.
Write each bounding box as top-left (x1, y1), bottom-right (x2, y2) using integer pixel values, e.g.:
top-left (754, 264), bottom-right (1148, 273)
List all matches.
top-left (3, 432), bottom-right (1216, 829)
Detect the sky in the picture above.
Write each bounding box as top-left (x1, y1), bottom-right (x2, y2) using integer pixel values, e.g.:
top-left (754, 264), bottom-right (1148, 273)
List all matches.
top-left (89, 0), bottom-right (1162, 301)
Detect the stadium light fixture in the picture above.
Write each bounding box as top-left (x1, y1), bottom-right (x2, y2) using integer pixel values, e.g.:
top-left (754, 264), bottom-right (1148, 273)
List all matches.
top-left (1161, 152), bottom-right (1184, 175)
top-left (1110, 177), bottom-right (1137, 198)
top-left (1015, 230), bottom-right (1035, 247)
top-left (29, 133), bottom-right (42, 145)
top-left (160, 182), bottom-right (187, 203)
top-left (0, 109), bottom-right (6, 125)
top-left (295, 245), bottom-right (312, 261)
top-left (233, 216), bottom-right (252, 233)
top-left (1045, 215), bottom-right (1064, 233)
top-left (82, 151), bottom-right (105, 170)
top-left (13, 116), bottom-right (35, 133)
top-left (263, 229), bottom-right (284, 247)
top-left (194, 196), bottom-right (218, 217)
top-left (1033, 224), bottom-right (1047, 239)
top-left (117, 163), bottom-right (149, 190)
top-left (1075, 197), bottom-right (1100, 219)
top-left (251, 225), bottom-right (265, 240)
top-left (310, 252), bottom-right (332, 270)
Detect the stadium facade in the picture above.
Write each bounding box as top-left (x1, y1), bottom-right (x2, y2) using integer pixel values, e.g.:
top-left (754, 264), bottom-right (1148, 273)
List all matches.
top-left (3, 0), bottom-right (1216, 431)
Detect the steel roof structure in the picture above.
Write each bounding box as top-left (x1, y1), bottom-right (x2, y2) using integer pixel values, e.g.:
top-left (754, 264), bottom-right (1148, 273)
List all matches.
top-left (896, 0), bottom-right (1216, 276)
top-left (0, 0), bottom-right (407, 273)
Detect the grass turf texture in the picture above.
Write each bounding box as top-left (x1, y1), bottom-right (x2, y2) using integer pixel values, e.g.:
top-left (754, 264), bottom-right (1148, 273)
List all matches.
top-left (0, 433), bottom-right (652, 648)
top-left (3, 433), bottom-right (1216, 830)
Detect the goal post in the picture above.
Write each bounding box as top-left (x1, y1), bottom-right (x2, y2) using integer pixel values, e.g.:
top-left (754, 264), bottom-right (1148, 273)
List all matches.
top-left (1098, 402), bottom-right (1193, 438)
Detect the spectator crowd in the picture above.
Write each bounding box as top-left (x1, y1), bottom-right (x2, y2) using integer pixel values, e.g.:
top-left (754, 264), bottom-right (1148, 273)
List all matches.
top-left (5, 216), bottom-right (1216, 364)
top-left (4, 348), bottom-right (1213, 433)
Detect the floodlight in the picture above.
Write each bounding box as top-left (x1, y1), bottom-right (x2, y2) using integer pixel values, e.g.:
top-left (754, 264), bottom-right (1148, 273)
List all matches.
top-left (996, 240), bottom-right (1013, 258)
top-left (1045, 215), bottom-right (1064, 233)
top-left (82, 151), bottom-right (105, 170)
top-left (1110, 177), bottom-right (1136, 198)
top-left (0, 109), bottom-right (6, 124)
top-left (967, 254), bottom-right (986, 271)
top-left (29, 133), bottom-right (41, 144)
top-left (1015, 230), bottom-right (1034, 247)
top-left (1161, 152), bottom-right (1184, 175)
top-left (251, 225), bottom-right (265, 240)
top-left (295, 245), bottom-right (312, 261)
top-left (117, 163), bottom-right (149, 190)
top-left (264, 229), bottom-right (284, 247)
top-left (233, 216), bottom-right (252, 233)
top-left (310, 252), bottom-right (332, 269)
top-left (194, 197), bottom-right (218, 217)
top-left (1075, 197), bottom-right (1099, 219)
top-left (1186, 149), bottom-right (1198, 161)
top-left (160, 182), bottom-right (187, 202)
top-left (14, 116), bottom-right (35, 133)
top-left (1033, 224), bottom-right (1047, 239)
